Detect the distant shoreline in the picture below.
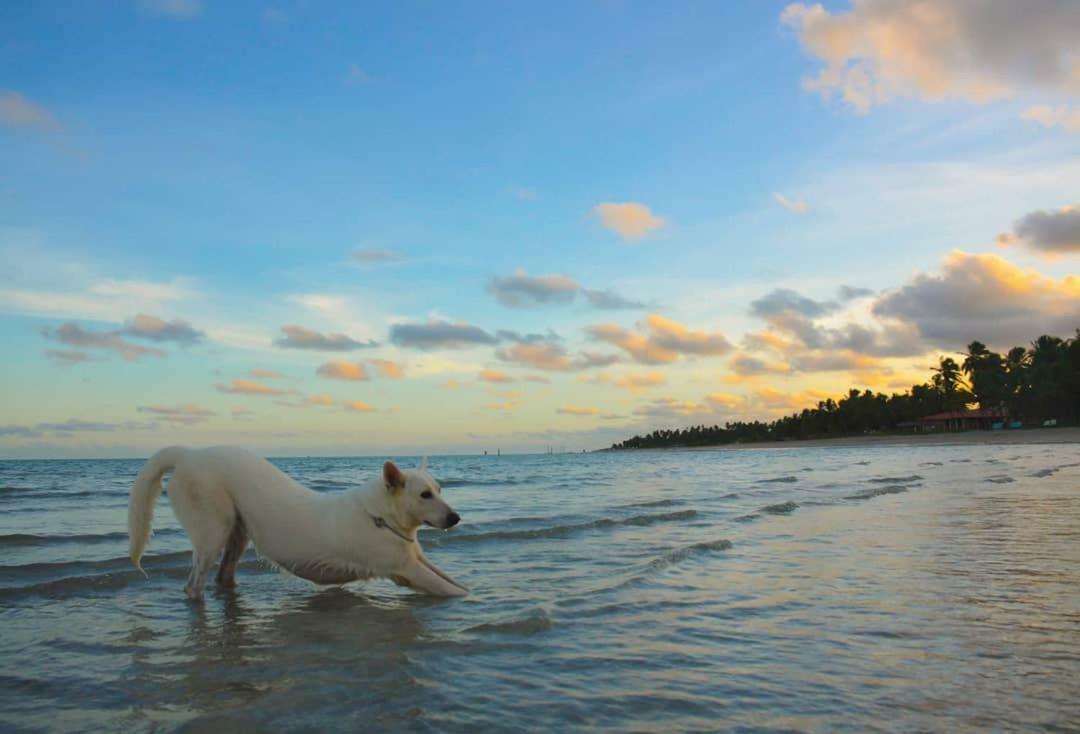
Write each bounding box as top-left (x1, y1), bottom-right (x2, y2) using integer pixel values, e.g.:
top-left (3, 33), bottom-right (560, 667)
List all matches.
top-left (603, 426), bottom-right (1080, 453)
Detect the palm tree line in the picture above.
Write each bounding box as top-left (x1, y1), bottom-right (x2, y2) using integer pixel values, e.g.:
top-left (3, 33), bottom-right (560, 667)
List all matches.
top-left (609, 331), bottom-right (1080, 450)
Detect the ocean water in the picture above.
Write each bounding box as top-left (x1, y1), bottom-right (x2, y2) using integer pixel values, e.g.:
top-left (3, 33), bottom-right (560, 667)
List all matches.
top-left (2, 443), bottom-right (1079, 733)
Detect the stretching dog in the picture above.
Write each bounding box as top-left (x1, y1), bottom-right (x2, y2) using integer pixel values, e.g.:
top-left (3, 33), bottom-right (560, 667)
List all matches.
top-left (128, 446), bottom-right (467, 600)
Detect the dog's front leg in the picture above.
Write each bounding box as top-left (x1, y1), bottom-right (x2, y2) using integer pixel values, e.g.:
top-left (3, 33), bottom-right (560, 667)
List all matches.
top-left (395, 559), bottom-right (468, 597)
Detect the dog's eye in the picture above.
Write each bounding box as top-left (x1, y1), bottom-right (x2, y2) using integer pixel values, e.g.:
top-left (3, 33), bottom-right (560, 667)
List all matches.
top-left (420, 490), bottom-right (433, 499)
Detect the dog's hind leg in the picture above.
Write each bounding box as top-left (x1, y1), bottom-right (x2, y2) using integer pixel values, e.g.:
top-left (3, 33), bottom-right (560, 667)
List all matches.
top-left (215, 517), bottom-right (249, 588)
top-left (168, 471), bottom-right (234, 601)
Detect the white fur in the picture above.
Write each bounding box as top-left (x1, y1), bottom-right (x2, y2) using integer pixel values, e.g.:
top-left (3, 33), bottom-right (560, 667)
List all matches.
top-left (128, 445), bottom-right (467, 600)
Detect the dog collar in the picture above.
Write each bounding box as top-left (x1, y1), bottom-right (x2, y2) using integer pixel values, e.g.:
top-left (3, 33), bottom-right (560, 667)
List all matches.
top-left (371, 515), bottom-right (414, 544)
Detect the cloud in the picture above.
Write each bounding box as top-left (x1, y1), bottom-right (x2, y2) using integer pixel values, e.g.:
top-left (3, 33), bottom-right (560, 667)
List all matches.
top-left (41, 322), bottom-right (166, 362)
top-left (231, 407), bottom-right (255, 420)
top-left (781, 0), bottom-right (1080, 113)
top-left (750, 387), bottom-right (826, 411)
top-left (138, 0), bottom-right (202, 20)
top-left (369, 359), bottom-right (405, 378)
top-left (1022, 105), bottom-right (1080, 132)
top-left (872, 250), bottom-right (1080, 348)
top-left (45, 349), bottom-right (91, 366)
top-left (495, 341), bottom-right (573, 371)
top-left (343, 400), bottom-right (376, 413)
top-left (347, 64), bottom-right (370, 85)
top-left (485, 400), bottom-right (522, 412)
top-left (524, 375), bottom-right (551, 383)
top-left (390, 320), bottom-right (498, 349)
top-left (587, 314), bottom-right (732, 364)
top-left (478, 369), bottom-right (513, 383)
top-left (0, 276), bottom-right (200, 326)
top-left (274, 324), bottom-right (378, 351)
top-left (633, 397), bottom-right (715, 419)
top-left (489, 269), bottom-right (645, 310)
top-left (33, 418), bottom-right (155, 434)
top-left (594, 371), bottom-right (667, 393)
top-left (729, 353), bottom-right (792, 377)
top-left (0, 91), bottom-right (60, 131)
top-left (838, 285), bottom-right (874, 300)
top-left (440, 379), bottom-right (466, 390)
top-left (593, 202), bottom-right (665, 240)
top-left (773, 193), bottom-right (809, 215)
top-left (123, 313), bottom-right (204, 343)
top-left (557, 406), bottom-right (600, 416)
top-left (751, 289), bottom-right (835, 319)
top-left (137, 404), bottom-right (215, 424)
top-left (493, 338), bottom-right (615, 372)
top-left (249, 368), bottom-right (283, 379)
top-left (489, 269), bottom-right (579, 307)
top-left (352, 248), bottom-right (400, 264)
top-left (316, 360), bottom-right (370, 381)
top-left (215, 379), bottom-right (288, 396)
top-left (305, 394), bottom-right (336, 407)
top-left (510, 186), bottom-right (537, 201)
top-left (746, 288), bottom-right (924, 360)
top-left (581, 289), bottom-right (647, 310)
top-left (999, 204), bottom-right (1080, 254)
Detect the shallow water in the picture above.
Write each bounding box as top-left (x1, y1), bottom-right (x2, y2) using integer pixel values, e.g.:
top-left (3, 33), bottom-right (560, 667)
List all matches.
top-left (2, 443), bottom-right (1079, 732)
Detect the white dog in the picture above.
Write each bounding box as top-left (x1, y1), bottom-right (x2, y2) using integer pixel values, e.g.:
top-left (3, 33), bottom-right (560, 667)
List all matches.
top-left (128, 446), bottom-right (467, 600)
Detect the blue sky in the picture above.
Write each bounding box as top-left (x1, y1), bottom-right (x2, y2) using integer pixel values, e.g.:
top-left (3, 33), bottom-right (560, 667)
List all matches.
top-left (2, 0), bottom-right (1078, 457)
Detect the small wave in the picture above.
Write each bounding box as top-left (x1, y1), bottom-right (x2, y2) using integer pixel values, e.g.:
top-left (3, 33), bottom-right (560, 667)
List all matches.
top-left (760, 501), bottom-right (798, 515)
top-left (921, 461), bottom-right (944, 466)
top-left (759, 476), bottom-right (798, 484)
top-left (846, 485), bottom-right (908, 501)
top-left (643, 539), bottom-right (733, 574)
top-left (0, 529), bottom-right (181, 548)
top-left (622, 498), bottom-right (682, 509)
top-left (426, 509), bottom-right (698, 545)
top-left (1032, 468), bottom-right (1055, 478)
top-left (734, 513), bottom-right (759, 523)
top-left (869, 474), bottom-right (922, 484)
top-left (0, 550), bottom-right (192, 581)
top-left (467, 607), bottom-right (553, 636)
top-left (853, 461), bottom-right (871, 466)
top-left (987, 475), bottom-right (1015, 484)
top-left (439, 477), bottom-right (525, 488)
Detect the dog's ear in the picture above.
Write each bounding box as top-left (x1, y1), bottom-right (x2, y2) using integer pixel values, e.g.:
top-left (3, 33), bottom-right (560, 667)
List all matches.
top-left (383, 461), bottom-right (405, 493)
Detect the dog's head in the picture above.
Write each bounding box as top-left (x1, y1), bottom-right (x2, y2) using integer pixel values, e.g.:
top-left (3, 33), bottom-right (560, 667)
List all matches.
top-left (383, 459), bottom-right (460, 530)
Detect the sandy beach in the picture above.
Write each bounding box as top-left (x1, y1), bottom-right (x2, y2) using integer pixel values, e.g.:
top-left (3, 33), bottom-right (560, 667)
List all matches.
top-left (616, 427), bottom-right (1080, 452)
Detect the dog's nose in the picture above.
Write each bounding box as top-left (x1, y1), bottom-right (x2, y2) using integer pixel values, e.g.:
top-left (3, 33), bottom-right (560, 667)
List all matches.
top-left (445, 512), bottom-right (460, 528)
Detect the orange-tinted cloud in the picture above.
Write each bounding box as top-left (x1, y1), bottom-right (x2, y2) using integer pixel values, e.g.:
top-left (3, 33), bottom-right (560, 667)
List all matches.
top-left (370, 359), bottom-right (405, 379)
top-left (343, 400), bottom-right (376, 413)
top-left (593, 202), bottom-right (665, 240)
top-left (1022, 106), bottom-right (1080, 132)
top-left (479, 369), bottom-right (514, 383)
top-left (215, 379), bottom-right (287, 396)
top-left (317, 360), bottom-right (370, 381)
top-left (781, 1), bottom-right (1080, 113)
top-left (873, 250), bottom-right (1080, 348)
top-left (137, 404), bottom-right (215, 424)
top-left (557, 406), bottom-right (600, 416)
top-left (587, 314), bottom-right (732, 364)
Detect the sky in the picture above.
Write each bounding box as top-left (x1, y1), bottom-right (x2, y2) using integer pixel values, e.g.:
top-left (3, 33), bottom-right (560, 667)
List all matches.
top-left (1, 0), bottom-right (1078, 458)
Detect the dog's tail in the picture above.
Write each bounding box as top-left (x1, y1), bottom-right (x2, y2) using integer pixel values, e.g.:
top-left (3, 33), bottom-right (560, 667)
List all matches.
top-left (128, 445), bottom-right (188, 576)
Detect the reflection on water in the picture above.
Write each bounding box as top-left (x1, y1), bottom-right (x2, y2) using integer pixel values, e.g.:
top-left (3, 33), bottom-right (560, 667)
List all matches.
top-left (1, 443), bottom-right (1079, 732)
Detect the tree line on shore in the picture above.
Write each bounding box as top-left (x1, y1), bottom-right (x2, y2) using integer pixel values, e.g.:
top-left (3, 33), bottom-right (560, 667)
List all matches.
top-left (609, 331), bottom-right (1080, 450)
